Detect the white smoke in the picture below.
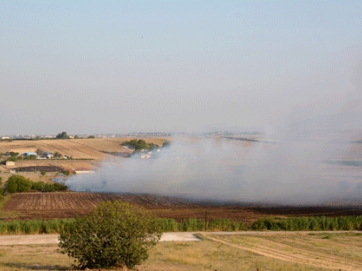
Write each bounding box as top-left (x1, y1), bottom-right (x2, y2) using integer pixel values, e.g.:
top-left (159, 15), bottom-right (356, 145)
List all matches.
top-left (65, 118), bottom-right (362, 205)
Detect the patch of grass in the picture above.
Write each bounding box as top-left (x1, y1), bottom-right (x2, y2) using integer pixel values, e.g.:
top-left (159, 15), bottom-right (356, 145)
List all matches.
top-left (0, 233), bottom-right (361, 271)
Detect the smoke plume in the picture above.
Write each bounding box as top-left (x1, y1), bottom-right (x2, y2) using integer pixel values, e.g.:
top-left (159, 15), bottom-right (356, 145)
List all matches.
top-left (65, 116), bottom-right (362, 205)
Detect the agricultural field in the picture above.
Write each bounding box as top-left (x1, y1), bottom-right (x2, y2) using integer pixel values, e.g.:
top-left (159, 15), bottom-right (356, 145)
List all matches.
top-left (0, 137), bottom-right (169, 174)
top-left (2, 192), bottom-right (362, 225)
top-left (0, 232), bottom-right (361, 270)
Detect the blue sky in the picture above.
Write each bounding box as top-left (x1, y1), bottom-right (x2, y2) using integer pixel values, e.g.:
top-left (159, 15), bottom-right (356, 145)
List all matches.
top-left (1, 1), bottom-right (361, 134)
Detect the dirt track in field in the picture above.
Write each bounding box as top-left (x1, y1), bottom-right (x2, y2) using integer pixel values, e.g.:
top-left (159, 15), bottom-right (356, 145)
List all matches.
top-left (203, 233), bottom-right (362, 271)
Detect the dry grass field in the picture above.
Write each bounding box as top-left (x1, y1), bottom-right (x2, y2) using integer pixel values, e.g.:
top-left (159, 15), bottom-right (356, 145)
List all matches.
top-left (0, 137), bottom-right (170, 184)
top-left (0, 137), bottom-right (169, 173)
top-left (0, 232), bottom-right (361, 270)
top-left (0, 138), bottom-right (168, 159)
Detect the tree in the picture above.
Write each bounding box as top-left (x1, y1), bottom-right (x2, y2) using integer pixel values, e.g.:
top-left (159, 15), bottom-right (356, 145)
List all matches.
top-left (58, 201), bottom-right (162, 269)
top-left (56, 132), bottom-right (69, 139)
top-left (121, 139), bottom-right (156, 151)
top-left (5, 175), bottom-right (32, 193)
top-left (54, 152), bottom-right (62, 158)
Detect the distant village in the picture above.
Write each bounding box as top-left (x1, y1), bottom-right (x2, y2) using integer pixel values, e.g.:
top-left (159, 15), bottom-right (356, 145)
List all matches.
top-left (0, 130), bottom-right (259, 141)
top-left (0, 133), bottom-right (171, 141)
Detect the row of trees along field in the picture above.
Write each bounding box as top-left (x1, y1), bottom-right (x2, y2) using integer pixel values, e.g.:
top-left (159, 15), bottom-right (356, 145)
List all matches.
top-left (1, 150), bottom-right (67, 163)
top-left (0, 175), bottom-right (67, 196)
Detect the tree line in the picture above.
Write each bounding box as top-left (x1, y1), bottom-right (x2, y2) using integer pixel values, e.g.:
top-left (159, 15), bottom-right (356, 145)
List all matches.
top-left (1, 175), bottom-right (67, 195)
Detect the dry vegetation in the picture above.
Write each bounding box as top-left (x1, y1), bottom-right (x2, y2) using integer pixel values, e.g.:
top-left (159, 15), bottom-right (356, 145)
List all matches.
top-left (0, 138), bottom-right (165, 159)
top-left (0, 137), bottom-right (169, 173)
top-left (0, 232), bottom-right (361, 270)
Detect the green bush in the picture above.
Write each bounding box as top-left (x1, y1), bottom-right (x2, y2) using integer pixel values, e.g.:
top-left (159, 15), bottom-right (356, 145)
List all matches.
top-left (5, 176), bottom-right (67, 193)
top-left (5, 175), bottom-right (32, 193)
top-left (31, 181), bottom-right (45, 191)
top-left (59, 201), bottom-right (162, 269)
top-left (6, 156), bottom-right (18, 162)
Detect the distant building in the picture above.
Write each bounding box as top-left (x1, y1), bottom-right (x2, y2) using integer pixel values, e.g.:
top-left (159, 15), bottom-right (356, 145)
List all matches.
top-left (6, 161), bottom-right (15, 166)
top-left (75, 170), bottom-right (96, 174)
top-left (1, 136), bottom-right (10, 140)
top-left (23, 152), bottom-right (38, 157)
top-left (42, 152), bottom-right (54, 159)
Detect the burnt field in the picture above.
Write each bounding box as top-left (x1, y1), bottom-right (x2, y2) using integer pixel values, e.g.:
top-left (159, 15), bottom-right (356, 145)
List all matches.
top-left (2, 192), bottom-right (362, 225)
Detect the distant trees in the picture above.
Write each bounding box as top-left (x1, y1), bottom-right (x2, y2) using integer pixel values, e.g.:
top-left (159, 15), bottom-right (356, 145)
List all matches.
top-left (4, 175), bottom-right (67, 194)
top-left (121, 139), bottom-right (162, 151)
top-left (54, 152), bottom-right (62, 158)
top-left (121, 139), bottom-right (170, 152)
top-left (56, 132), bottom-right (69, 139)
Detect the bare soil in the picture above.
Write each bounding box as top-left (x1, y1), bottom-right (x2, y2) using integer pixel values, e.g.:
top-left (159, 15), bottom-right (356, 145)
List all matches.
top-left (2, 192), bottom-right (362, 224)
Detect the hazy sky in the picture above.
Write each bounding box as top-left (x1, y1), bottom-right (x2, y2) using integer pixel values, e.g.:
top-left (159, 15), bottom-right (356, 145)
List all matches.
top-left (1, 1), bottom-right (362, 135)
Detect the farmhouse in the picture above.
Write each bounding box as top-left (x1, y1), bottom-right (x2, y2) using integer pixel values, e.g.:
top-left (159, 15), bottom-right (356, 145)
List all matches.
top-left (42, 152), bottom-right (54, 159)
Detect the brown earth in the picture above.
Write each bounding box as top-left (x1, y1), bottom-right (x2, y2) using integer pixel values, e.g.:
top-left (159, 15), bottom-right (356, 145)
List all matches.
top-left (3, 192), bottom-right (362, 224)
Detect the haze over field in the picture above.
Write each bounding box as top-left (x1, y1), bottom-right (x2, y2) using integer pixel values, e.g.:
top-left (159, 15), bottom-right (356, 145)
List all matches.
top-left (2, 1), bottom-right (362, 204)
top-left (1, 1), bottom-right (362, 134)
top-left (67, 120), bottom-right (362, 205)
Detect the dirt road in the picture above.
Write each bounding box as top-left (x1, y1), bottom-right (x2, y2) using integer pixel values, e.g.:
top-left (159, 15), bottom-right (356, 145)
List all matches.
top-left (0, 232), bottom-right (200, 245)
top-left (202, 231), bottom-right (362, 271)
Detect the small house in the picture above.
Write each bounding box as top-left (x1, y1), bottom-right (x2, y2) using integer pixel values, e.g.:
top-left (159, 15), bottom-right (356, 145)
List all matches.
top-left (6, 161), bottom-right (15, 166)
top-left (42, 152), bottom-right (54, 159)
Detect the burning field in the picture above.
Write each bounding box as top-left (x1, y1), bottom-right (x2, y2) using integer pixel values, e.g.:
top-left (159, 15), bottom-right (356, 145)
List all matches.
top-left (3, 192), bottom-right (362, 225)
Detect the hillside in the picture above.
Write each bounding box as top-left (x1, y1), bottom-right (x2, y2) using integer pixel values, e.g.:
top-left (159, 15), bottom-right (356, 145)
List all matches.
top-left (0, 137), bottom-right (169, 180)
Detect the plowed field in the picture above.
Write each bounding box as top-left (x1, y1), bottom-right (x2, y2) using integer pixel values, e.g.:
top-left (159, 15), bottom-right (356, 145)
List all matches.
top-left (3, 192), bottom-right (362, 223)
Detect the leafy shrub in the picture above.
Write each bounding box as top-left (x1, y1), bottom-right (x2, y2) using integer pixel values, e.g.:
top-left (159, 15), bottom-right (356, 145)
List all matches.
top-left (6, 175), bottom-right (32, 193)
top-left (5, 176), bottom-right (67, 193)
top-left (59, 201), bottom-right (162, 269)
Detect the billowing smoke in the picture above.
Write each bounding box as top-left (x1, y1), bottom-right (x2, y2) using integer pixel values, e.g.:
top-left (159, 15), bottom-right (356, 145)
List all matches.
top-left (65, 115), bottom-right (362, 205)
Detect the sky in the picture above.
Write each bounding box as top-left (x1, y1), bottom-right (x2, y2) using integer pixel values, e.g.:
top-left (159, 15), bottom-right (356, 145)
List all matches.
top-left (1, 0), bottom-right (362, 135)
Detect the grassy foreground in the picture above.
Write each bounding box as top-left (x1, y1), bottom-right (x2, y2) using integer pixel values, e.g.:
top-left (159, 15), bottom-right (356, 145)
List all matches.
top-left (0, 232), bottom-right (361, 270)
top-left (1, 216), bottom-right (362, 234)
